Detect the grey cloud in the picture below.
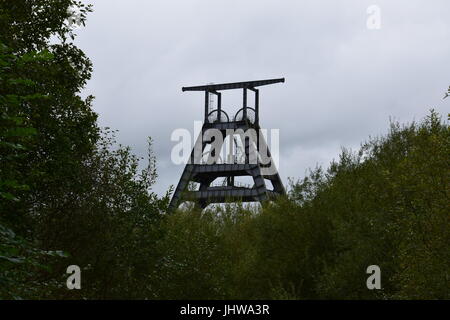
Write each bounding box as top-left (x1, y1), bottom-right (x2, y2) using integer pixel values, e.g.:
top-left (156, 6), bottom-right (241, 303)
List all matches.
top-left (76, 0), bottom-right (450, 195)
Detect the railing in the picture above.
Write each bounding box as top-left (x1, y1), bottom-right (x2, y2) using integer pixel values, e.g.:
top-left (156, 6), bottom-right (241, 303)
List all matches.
top-left (210, 180), bottom-right (252, 189)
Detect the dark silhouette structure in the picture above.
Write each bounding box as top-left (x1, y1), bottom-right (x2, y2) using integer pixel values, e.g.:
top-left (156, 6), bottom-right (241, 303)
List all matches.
top-left (169, 78), bottom-right (286, 210)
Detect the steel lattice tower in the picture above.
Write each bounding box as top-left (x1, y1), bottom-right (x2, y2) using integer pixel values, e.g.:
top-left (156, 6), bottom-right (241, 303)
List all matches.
top-left (169, 78), bottom-right (286, 211)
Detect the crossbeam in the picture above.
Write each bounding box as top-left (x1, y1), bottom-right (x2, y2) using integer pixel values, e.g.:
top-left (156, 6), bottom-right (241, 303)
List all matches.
top-left (182, 78), bottom-right (285, 92)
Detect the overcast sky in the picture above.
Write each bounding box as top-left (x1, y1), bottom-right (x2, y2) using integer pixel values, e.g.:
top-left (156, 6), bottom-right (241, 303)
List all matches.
top-left (75, 0), bottom-right (449, 195)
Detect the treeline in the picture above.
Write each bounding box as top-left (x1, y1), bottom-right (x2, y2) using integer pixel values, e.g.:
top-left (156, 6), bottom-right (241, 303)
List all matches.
top-left (161, 111), bottom-right (449, 300)
top-left (1, 1), bottom-right (449, 299)
top-left (0, 0), bottom-right (168, 299)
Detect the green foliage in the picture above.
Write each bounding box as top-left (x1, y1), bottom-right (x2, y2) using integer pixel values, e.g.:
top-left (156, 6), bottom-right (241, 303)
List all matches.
top-left (1, 0), bottom-right (448, 300)
top-left (0, 43), bottom-right (39, 202)
top-left (158, 112), bottom-right (449, 300)
top-left (0, 223), bottom-right (68, 299)
top-left (1, 0), bottom-right (167, 299)
top-left (38, 132), bottom-right (169, 299)
top-left (311, 110), bottom-right (449, 299)
top-left (154, 208), bottom-right (228, 299)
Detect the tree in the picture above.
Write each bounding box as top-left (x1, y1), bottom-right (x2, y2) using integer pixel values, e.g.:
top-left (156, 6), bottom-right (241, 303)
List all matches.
top-left (1, 1), bottom-right (170, 299)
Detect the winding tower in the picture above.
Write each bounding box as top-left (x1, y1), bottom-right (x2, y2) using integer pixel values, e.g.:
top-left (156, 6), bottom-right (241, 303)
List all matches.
top-left (169, 78), bottom-right (286, 210)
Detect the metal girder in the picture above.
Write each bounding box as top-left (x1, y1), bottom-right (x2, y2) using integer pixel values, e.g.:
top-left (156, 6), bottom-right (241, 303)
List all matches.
top-left (182, 78), bottom-right (285, 92)
top-left (169, 78), bottom-right (286, 211)
top-left (168, 122), bottom-right (286, 211)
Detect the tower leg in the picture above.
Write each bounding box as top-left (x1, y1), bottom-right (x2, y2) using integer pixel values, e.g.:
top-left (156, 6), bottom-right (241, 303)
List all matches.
top-left (169, 123), bottom-right (285, 212)
top-left (169, 164), bottom-right (195, 211)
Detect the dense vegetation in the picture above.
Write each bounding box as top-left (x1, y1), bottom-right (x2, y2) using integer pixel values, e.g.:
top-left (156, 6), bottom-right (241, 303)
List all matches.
top-left (1, 1), bottom-right (448, 299)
